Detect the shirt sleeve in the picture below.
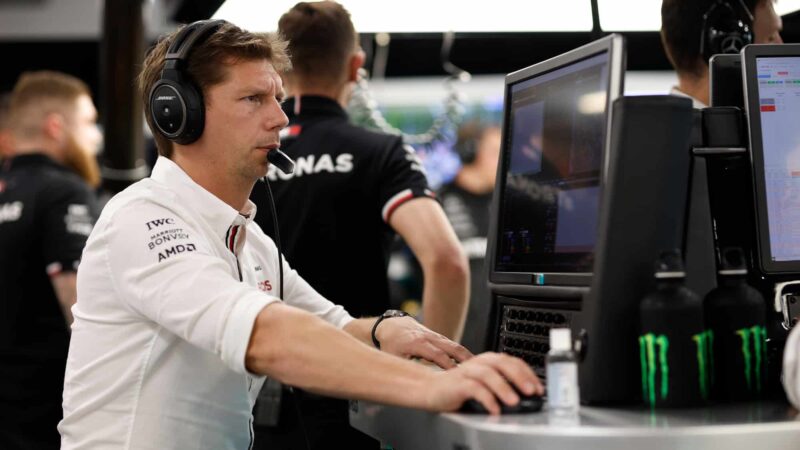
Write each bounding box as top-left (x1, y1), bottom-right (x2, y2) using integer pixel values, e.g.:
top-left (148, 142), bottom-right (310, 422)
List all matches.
top-left (376, 139), bottom-right (436, 223)
top-left (783, 324), bottom-right (800, 408)
top-left (102, 199), bottom-right (277, 375)
top-left (39, 179), bottom-right (97, 276)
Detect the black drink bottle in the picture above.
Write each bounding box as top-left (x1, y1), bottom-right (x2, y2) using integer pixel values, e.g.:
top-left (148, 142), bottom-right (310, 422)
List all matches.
top-left (639, 250), bottom-right (710, 407)
top-left (704, 247), bottom-right (767, 401)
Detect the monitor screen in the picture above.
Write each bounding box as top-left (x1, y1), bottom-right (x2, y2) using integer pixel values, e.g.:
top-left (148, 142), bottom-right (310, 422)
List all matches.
top-left (494, 51), bottom-right (612, 276)
top-left (751, 54), bottom-right (800, 268)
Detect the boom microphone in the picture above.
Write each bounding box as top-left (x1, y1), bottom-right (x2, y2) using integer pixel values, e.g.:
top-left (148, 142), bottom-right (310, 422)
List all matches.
top-left (267, 148), bottom-right (295, 175)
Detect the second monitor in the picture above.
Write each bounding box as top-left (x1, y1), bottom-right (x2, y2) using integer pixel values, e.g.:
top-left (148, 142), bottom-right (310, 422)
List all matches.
top-left (489, 34), bottom-right (625, 288)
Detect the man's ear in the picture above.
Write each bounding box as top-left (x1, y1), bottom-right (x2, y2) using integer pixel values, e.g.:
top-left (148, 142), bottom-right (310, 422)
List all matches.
top-left (42, 112), bottom-right (66, 142)
top-left (348, 49), bottom-right (366, 83)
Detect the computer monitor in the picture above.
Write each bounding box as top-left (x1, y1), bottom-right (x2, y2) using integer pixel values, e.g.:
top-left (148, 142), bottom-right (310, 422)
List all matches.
top-left (488, 34), bottom-right (625, 287)
top-left (710, 53), bottom-right (745, 108)
top-left (743, 44), bottom-right (800, 274)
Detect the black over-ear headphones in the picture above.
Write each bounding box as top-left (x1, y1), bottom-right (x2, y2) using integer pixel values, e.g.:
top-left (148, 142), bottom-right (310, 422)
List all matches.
top-left (149, 19), bottom-right (227, 145)
top-left (700, 0), bottom-right (754, 63)
top-left (455, 121), bottom-right (486, 165)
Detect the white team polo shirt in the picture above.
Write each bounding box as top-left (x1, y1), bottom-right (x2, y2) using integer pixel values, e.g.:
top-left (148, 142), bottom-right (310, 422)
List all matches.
top-left (60, 157), bottom-right (353, 450)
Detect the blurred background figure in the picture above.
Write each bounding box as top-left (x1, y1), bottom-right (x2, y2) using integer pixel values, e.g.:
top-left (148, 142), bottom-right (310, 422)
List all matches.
top-left (661, 0), bottom-right (783, 107)
top-left (0, 93), bottom-right (13, 164)
top-left (0, 71), bottom-right (100, 450)
top-left (438, 120), bottom-right (502, 353)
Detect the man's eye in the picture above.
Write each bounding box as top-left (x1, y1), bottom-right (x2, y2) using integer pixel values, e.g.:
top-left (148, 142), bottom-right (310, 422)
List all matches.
top-left (245, 95), bottom-right (262, 104)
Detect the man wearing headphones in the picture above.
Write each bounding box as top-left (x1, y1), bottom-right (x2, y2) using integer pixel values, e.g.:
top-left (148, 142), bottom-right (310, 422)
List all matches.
top-left (250, 3), bottom-right (470, 448)
top-left (661, 0), bottom-right (783, 108)
top-left (59, 20), bottom-right (541, 450)
top-left (0, 72), bottom-right (101, 450)
top-left (438, 121), bottom-right (502, 354)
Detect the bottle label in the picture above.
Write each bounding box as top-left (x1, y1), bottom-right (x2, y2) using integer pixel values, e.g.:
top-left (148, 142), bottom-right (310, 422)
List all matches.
top-left (546, 362), bottom-right (579, 409)
top-left (638, 330), bottom-right (713, 406)
top-left (734, 325), bottom-right (768, 393)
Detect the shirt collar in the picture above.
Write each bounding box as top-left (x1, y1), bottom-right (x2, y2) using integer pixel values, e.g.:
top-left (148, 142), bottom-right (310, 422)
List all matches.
top-left (5, 153), bottom-right (66, 172)
top-left (282, 95), bottom-right (348, 121)
top-left (149, 156), bottom-right (258, 243)
top-left (669, 86), bottom-right (707, 109)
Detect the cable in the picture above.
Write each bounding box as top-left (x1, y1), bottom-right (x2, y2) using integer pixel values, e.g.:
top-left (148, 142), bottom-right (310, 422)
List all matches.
top-left (287, 387), bottom-right (312, 450)
top-left (347, 31), bottom-right (470, 146)
top-left (260, 177), bottom-right (310, 450)
top-left (261, 178), bottom-right (284, 300)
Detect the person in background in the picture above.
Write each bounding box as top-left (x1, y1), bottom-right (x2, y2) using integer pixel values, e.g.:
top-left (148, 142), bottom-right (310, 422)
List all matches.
top-left (250, 3), bottom-right (470, 448)
top-left (439, 120), bottom-right (502, 354)
top-left (661, 0), bottom-right (782, 107)
top-left (0, 71), bottom-right (101, 450)
top-left (0, 93), bottom-right (14, 163)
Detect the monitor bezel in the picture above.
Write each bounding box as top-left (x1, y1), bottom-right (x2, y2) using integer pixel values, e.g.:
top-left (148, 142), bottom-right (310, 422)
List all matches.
top-left (742, 43), bottom-right (800, 274)
top-left (487, 34), bottom-right (626, 287)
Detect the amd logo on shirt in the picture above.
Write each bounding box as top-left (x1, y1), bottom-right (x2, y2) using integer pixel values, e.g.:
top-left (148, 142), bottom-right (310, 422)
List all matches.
top-left (0, 201), bottom-right (23, 224)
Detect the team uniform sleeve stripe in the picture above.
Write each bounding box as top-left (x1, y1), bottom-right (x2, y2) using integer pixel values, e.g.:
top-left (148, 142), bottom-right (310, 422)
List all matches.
top-left (380, 188), bottom-right (438, 223)
top-left (381, 189), bottom-right (413, 223)
top-left (46, 262), bottom-right (63, 276)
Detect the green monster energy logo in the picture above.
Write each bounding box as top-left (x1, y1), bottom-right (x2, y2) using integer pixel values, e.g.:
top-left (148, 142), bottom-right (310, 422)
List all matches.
top-left (735, 325), bottom-right (767, 393)
top-left (693, 330), bottom-right (713, 400)
top-left (639, 331), bottom-right (712, 406)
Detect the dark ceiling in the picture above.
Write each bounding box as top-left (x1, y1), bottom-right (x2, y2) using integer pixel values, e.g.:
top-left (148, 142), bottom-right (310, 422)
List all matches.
top-left (0, 4), bottom-right (797, 97)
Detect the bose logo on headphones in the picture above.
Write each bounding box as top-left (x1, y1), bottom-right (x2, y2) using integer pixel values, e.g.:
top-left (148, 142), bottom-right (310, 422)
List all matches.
top-left (155, 95), bottom-right (176, 101)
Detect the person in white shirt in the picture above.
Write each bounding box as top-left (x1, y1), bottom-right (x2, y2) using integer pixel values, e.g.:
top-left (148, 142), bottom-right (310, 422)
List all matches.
top-left (660, 0), bottom-right (783, 108)
top-left (58, 20), bottom-right (542, 450)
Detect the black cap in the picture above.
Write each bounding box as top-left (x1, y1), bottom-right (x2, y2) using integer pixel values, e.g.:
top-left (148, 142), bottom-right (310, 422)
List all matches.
top-left (718, 247), bottom-right (748, 276)
top-left (654, 249), bottom-right (686, 279)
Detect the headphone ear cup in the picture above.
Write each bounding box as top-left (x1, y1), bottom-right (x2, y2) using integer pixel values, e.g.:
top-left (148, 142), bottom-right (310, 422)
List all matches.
top-left (701, 1), bottom-right (753, 62)
top-left (455, 138), bottom-right (478, 165)
top-left (149, 78), bottom-right (205, 145)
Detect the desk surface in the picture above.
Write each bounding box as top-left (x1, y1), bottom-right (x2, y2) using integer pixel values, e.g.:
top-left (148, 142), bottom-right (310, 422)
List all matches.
top-left (350, 400), bottom-right (800, 450)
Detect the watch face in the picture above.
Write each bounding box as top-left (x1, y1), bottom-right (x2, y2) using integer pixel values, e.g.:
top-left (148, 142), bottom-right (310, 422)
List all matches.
top-left (385, 309), bottom-right (408, 318)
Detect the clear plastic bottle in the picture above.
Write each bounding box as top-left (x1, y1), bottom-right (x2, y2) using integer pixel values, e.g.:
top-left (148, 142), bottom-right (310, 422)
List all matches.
top-left (546, 328), bottom-right (579, 413)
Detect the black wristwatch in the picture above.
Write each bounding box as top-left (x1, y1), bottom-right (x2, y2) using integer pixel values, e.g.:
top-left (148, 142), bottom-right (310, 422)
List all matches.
top-left (371, 309), bottom-right (409, 349)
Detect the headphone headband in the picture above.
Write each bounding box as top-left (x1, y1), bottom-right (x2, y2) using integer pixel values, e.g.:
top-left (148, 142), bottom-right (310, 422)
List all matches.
top-left (700, 0), bottom-right (754, 63)
top-left (166, 20), bottom-right (226, 62)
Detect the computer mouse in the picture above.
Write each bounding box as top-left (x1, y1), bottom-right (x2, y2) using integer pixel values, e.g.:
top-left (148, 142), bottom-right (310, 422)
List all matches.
top-left (458, 391), bottom-right (543, 414)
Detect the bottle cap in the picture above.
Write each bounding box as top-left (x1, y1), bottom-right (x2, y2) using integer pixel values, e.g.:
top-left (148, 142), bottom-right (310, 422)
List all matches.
top-left (654, 249), bottom-right (686, 279)
top-left (550, 328), bottom-right (572, 352)
top-left (718, 247), bottom-right (748, 276)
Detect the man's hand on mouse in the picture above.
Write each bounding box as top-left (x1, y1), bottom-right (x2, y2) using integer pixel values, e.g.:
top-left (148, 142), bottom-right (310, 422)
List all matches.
top-left (374, 315), bottom-right (473, 369)
top-left (420, 352), bottom-right (544, 415)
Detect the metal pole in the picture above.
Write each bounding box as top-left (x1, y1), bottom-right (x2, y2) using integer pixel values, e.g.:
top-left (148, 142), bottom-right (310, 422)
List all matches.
top-left (100, 0), bottom-right (149, 194)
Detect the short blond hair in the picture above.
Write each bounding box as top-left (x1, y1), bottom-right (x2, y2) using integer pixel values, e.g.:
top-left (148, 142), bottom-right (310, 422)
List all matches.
top-left (9, 71), bottom-right (90, 138)
top-left (138, 21), bottom-right (290, 158)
